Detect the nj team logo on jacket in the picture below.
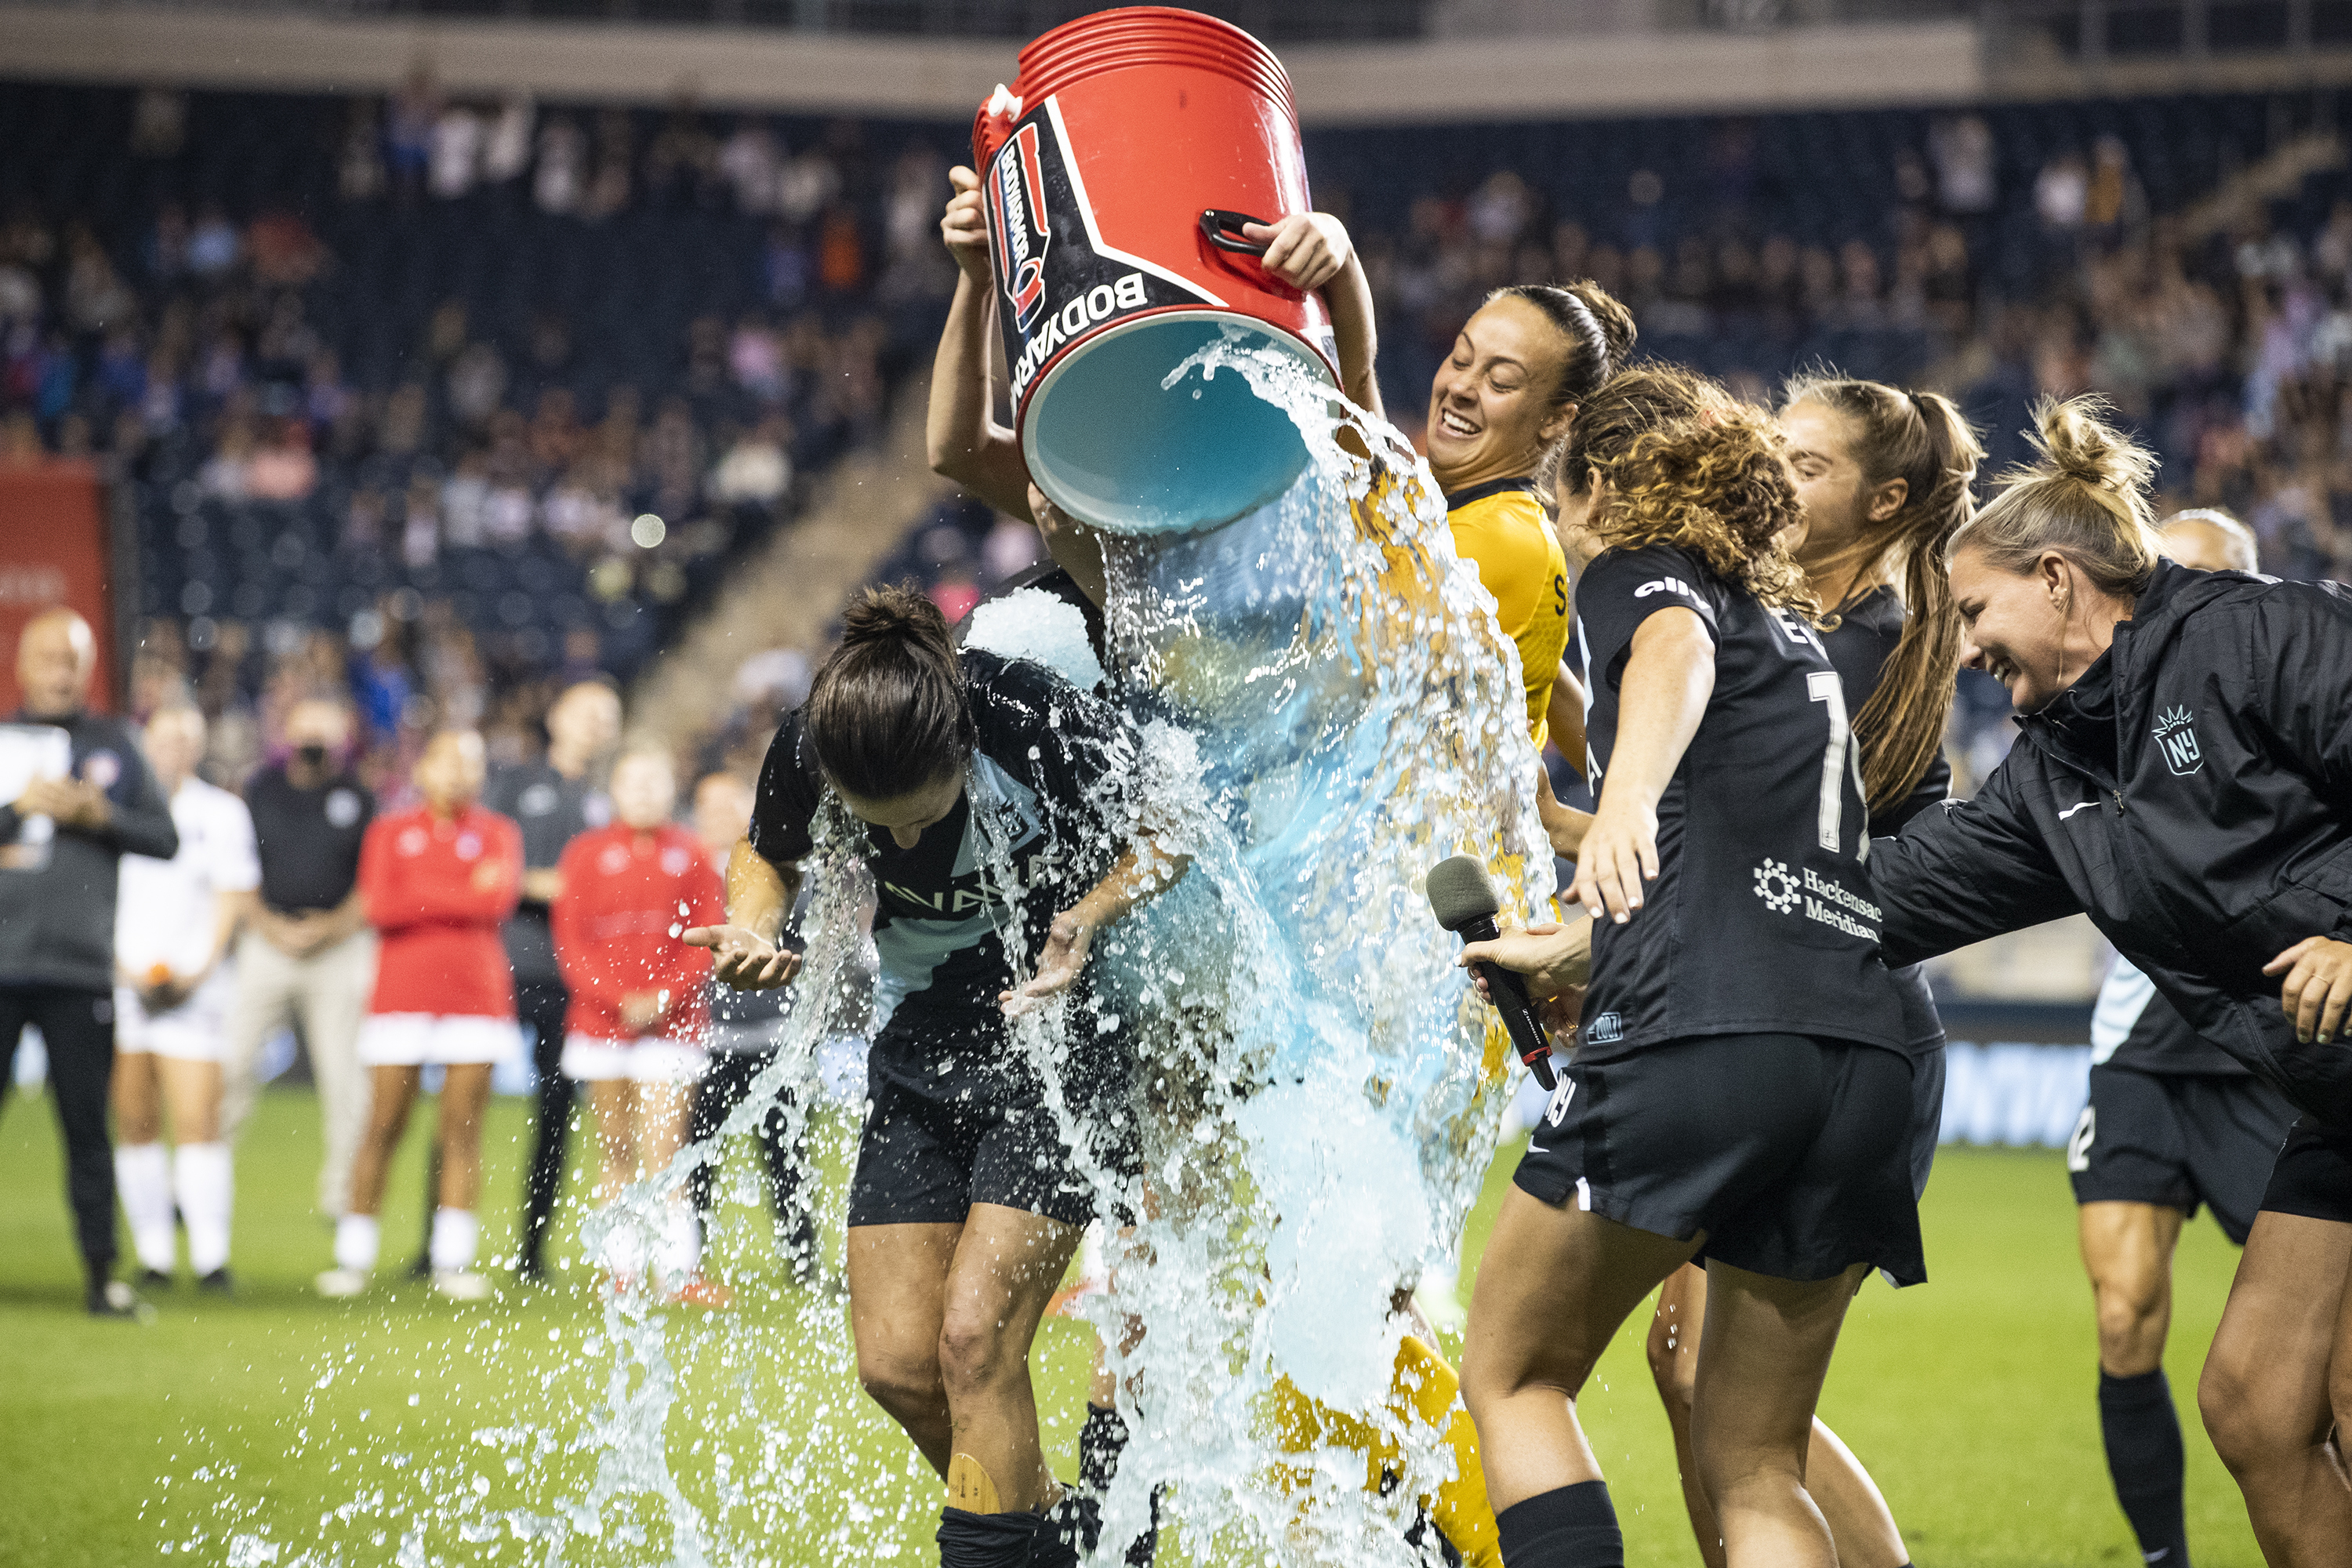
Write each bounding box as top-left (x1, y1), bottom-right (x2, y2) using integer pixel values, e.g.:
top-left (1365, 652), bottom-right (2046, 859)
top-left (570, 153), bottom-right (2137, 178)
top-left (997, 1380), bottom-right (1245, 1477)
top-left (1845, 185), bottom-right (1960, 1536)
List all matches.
top-left (2153, 705), bottom-right (2204, 776)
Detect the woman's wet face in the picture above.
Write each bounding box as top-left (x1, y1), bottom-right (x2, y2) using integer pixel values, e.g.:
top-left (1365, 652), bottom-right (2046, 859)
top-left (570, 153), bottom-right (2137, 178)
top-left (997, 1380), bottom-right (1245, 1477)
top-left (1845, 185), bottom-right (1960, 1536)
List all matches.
top-left (835, 768), bottom-right (965, 850)
top-left (1426, 296), bottom-right (1570, 485)
top-left (1950, 544), bottom-right (2078, 711)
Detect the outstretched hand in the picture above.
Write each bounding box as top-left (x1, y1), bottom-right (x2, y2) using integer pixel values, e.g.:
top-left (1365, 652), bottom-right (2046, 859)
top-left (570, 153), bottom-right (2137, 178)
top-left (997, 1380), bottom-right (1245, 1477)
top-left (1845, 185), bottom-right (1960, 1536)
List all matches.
top-left (2266, 935), bottom-right (2352, 1044)
top-left (1001, 909), bottom-right (1095, 1019)
top-left (684, 924), bottom-right (803, 992)
top-left (1240, 212), bottom-right (1352, 295)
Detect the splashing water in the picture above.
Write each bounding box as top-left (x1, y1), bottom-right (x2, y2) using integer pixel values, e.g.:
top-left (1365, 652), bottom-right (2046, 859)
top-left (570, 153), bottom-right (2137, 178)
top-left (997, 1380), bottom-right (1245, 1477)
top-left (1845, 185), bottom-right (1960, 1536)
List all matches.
top-left (171, 333), bottom-right (1546, 1567)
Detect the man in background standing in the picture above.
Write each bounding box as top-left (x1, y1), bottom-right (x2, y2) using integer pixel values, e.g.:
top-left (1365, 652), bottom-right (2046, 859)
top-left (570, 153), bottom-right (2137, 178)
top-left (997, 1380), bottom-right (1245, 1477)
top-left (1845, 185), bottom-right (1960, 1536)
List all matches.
top-left (220, 695), bottom-right (376, 1221)
top-left (0, 608), bottom-right (179, 1316)
top-left (492, 679), bottom-right (619, 1279)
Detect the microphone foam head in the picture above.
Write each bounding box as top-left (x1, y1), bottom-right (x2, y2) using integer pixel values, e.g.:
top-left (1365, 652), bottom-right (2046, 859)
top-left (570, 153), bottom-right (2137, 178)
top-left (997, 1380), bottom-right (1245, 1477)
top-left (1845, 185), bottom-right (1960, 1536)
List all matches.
top-left (1425, 855), bottom-right (1501, 933)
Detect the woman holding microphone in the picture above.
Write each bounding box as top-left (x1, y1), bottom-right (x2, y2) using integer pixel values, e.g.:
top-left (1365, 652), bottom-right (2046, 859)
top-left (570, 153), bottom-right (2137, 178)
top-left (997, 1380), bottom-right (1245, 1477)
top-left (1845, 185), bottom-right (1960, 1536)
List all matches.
top-left (1456, 371), bottom-right (1925, 1568)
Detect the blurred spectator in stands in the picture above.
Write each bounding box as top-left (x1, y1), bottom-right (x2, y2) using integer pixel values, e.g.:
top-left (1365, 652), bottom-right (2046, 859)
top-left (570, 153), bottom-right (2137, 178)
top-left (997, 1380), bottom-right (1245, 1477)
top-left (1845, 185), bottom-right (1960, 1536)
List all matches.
top-left (2036, 150), bottom-right (2090, 231)
top-left (729, 316), bottom-right (786, 405)
top-left (1929, 113), bottom-right (1998, 216)
top-left (816, 203), bottom-right (865, 295)
top-left (720, 118), bottom-right (782, 215)
top-left (982, 514), bottom-right (1042, 584)
top-left (246, 419), bottom-right (318, 503)
top-left (535, 114), bottom-right (587, 215)
top-left (586, 110), bottom-right (634, 220)
top-left (129, 87), bottom-right (187, 158)
top-left (731, 644), bottom-right (810, 717)
top-left (710, 415), bottom-right (793, 514)
top-left (0, 250), bottom-right (42, 324)
top-left (64, 230), bottom-right (136, 335)
top-left (764, 223), bottom-right (811, 312)
top-left (339, 99), bottom-right (387, 202)
top-left (187, 204), bottom-right (241, 279)
top-left (448, 339), bottom-right (507, 431)
top-left (644, 93), bottom-right (718, 205)
top-left (388, 71), bottom-right (441, 198)
top-left (249, 210), bottom-right (328, 289)
top-left (198, 418), bottom-right (254, 501)
top-left (482, 94), bottom-right (535, 189)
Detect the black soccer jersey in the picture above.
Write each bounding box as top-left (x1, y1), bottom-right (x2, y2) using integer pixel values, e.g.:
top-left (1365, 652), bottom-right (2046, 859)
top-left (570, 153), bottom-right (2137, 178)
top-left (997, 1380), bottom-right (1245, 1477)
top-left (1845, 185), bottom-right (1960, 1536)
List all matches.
top-left (1572, 544), bottom-right (1909, 1059)
top-left (2092, 954), bottom-right (2249, 1076)
top-left (747, 648), bottom-right (1135, 1022)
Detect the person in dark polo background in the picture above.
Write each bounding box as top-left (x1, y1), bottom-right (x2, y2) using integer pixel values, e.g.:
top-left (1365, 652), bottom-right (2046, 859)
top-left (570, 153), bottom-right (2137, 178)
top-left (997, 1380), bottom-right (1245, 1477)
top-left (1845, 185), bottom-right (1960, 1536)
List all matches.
top-left (0, 608), bottom-right (179, 1317)
top-left (488, 678), bottom-right (619, 1279)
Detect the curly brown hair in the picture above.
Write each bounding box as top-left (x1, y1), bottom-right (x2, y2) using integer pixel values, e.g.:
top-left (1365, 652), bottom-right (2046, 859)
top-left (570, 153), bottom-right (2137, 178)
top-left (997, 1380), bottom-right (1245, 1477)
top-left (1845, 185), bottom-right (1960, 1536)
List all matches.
top-left (1588, 391), bottom-right (1815, 615)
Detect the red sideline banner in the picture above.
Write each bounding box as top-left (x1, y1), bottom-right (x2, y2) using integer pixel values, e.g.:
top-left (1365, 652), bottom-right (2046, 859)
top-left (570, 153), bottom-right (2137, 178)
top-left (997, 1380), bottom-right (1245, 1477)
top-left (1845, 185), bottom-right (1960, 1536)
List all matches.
top-left (0, 460), bottom-right (119, 715)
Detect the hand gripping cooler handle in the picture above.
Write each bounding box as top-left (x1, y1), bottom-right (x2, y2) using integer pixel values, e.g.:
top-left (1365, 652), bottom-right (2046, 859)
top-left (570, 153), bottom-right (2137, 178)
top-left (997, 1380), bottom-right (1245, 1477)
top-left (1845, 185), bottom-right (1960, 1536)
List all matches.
top-left (1200, 209), bottom-right (1274, 256)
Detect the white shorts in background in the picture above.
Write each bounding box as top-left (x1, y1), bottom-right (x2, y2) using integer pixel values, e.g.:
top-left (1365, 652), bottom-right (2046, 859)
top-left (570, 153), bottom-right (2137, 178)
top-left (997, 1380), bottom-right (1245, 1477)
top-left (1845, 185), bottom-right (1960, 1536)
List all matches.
top-left (114, 971), bottom-right (236, 1062)
top-left (357, 1013), bottom-right (522, 1067)
top-left (561, 1033), bottom-right (707, 1084)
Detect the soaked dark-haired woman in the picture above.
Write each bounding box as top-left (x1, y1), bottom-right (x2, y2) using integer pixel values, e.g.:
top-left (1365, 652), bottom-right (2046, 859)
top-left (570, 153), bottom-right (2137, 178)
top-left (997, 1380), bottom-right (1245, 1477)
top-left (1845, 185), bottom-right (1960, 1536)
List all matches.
top-left (685, 586), bottom-right (1181, 1568)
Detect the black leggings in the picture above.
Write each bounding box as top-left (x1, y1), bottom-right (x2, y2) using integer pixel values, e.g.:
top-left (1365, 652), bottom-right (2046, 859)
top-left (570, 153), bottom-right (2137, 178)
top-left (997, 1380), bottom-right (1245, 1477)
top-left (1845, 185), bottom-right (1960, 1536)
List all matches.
top-left (687, 1046), bottom-right (811, 1241)
top-left (0, 985), bottom-right (118, 1277)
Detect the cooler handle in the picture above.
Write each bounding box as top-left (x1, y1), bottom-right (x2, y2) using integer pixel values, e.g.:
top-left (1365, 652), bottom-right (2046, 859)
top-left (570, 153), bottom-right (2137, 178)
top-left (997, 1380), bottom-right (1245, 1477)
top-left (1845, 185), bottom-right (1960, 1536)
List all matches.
top-left (1200, 209), bottom-right (1273, 256)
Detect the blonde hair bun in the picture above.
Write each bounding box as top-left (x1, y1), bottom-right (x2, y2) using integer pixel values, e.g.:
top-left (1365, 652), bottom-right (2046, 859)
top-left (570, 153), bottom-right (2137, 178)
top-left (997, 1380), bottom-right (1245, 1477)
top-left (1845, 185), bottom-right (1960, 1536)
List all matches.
top-left (2027, 394), bottom-right (2158, 499)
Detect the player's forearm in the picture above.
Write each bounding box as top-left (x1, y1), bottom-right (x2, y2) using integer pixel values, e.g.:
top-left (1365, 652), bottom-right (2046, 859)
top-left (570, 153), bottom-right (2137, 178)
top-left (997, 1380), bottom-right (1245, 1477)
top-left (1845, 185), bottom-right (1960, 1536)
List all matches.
top-left (1547, 663), bottom-right (1586, 774)
top-left (1324, 253), bottom-right (1381, 419)
top-left (1601, 616), bottom-right (1714, 815)
top-left (927, 275), bottom-right (1036, 520)
top-left (724, 837), bottom-right (798, 944)
top-left (1070, 833), bottom-right (1188, 933)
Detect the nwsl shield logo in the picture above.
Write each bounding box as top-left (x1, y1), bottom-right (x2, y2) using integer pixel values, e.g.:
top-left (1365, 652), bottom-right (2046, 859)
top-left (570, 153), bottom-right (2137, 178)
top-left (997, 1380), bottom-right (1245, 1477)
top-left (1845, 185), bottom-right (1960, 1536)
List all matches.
top-left (989, 124), bottom-right (1051, 334)
top-left (2154, 705), bottom-right (2204, 776)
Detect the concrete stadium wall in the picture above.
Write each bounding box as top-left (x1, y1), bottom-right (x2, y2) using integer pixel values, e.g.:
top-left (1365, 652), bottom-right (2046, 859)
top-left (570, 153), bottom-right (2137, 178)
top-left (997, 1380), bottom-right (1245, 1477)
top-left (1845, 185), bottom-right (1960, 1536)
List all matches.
top-left (0, 4), bottom-right (1982, 122)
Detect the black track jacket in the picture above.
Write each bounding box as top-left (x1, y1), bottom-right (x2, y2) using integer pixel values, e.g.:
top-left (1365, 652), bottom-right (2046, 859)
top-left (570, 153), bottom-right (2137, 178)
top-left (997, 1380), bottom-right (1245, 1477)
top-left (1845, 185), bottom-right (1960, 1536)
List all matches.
top-left (1870, 560), bottom-right (2352, 1131)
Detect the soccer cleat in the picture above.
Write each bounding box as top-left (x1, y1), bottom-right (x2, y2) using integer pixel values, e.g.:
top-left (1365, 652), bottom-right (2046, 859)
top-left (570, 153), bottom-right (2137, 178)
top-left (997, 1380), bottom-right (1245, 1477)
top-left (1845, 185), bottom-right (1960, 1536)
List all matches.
top-left (946, 1452), bottom-right (1002, 1515)
top-left (314, 1267), bottom-right (372, 1298)
top-left (87, 1279), bottom-right (147, 1319)
top-left (432, 1269), bottom-right (492, 1302)
top-left (136, 1267), bottom-right (174, 1290)
top-left (197, 1268), bottom-right (234, 1296)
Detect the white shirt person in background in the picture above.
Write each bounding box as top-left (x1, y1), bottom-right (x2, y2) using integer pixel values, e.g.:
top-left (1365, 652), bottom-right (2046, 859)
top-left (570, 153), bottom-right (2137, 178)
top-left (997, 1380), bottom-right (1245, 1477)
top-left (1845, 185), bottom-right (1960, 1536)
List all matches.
top-left (111, 703), bottom-right (260, 1292)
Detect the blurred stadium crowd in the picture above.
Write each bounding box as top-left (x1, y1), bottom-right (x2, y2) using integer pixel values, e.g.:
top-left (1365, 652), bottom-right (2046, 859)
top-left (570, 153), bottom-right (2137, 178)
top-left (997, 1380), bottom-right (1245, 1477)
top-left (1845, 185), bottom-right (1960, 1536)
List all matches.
top-left (3, 79), bottom-right (2352, 797)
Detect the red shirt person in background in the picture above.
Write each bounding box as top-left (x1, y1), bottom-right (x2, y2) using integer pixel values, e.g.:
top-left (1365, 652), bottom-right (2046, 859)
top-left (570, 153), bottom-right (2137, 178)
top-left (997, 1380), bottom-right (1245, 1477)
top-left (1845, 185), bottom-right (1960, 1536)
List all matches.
top-left (552, 745), bottom-right (722, 1290)
top-left (317, 729), bottom-right (522, 1302)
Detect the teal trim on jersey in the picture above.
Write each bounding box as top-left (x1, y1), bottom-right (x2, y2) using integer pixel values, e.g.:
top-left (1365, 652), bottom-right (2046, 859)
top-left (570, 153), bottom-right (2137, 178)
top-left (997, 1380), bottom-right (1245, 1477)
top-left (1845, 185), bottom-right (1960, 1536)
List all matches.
top-left (870, 753), bottom-right (1046, 1030)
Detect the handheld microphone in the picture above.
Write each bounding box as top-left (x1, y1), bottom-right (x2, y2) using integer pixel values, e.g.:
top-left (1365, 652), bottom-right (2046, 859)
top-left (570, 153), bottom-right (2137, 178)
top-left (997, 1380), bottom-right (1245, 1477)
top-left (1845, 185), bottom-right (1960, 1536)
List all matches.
top-left (1426, 855), bottom-right (1557, 1091)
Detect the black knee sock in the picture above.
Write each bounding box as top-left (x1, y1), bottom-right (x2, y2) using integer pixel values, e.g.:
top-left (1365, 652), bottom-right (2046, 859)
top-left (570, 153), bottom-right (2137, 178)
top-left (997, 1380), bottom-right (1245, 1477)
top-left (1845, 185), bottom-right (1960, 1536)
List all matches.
top-left (2098, 1368), bottom-right (2190, 1566)
top-left (1495, 1480), bottom-right (1622, 1568)
top-left (937, 1507), bottom-right (1042, 1568)
top-left (1078, 1404), bottom-right (1128, 1492)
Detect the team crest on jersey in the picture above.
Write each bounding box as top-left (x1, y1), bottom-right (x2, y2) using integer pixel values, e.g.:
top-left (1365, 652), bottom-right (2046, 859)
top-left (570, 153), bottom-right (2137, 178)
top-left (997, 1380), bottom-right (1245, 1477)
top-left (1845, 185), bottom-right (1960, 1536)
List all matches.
top-left (991, 122), bottom-right (1052, 334)
top-left (1752, 856), bottom-right (1802, 914)
top-left (2153, 706), bottom-right (2204, 776)
top-left (325, 788), bottom-right (362, 828)
top-left (80, 748), bottom-right (121, 791)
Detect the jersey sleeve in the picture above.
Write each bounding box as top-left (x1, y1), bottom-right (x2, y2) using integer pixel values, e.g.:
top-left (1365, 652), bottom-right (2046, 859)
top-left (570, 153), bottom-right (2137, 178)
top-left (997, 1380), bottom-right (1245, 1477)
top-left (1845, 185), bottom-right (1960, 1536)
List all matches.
top-left (1574, 546), bottom-right (1719, 693)
top-left (2249, 581), bottom-right (2352, 806)
top-left (212, 793), bottom-right (262, 894)
top-left (748, 714), bottom-right (824, 867)
top-left (1867, 758), bottom-right (2083, 968)
top-left (967, 652), bottom-right (1136, 822)
top-left (548, 835), bottom-right (612, 1000)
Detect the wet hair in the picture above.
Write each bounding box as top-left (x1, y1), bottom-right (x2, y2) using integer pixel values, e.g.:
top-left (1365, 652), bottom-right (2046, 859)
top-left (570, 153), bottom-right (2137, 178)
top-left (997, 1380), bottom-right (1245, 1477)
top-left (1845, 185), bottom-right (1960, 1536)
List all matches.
top-left (1780, 374), bottom-right (1985, 812)
top-left (2159, 506), bottom-right (2259, 572)
top-left (802, 584), bottom-right (975, 800)
top-left (1948, 396), bottom-right (2162, 601)
top-left (1584, 371), bottom-right (1814, 615)
top-left (1486, 280), bottom-right (1637, 423)
top-left (1557, 363), bottom-right (1730, 500)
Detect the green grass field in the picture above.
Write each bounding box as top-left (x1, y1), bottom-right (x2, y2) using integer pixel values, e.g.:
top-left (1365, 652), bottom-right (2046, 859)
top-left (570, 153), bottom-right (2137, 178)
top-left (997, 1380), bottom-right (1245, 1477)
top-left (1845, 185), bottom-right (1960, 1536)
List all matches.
top-left (0, 1087), bottom-right (2264, 1566)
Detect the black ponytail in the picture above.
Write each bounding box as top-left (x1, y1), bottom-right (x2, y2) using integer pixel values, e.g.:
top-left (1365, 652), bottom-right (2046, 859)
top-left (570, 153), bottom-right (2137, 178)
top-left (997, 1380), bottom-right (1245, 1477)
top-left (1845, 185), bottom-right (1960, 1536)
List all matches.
top-left (1488, 279), bottom-right (1638, 416)
top-left (803, 584), bottom-right (975, 800)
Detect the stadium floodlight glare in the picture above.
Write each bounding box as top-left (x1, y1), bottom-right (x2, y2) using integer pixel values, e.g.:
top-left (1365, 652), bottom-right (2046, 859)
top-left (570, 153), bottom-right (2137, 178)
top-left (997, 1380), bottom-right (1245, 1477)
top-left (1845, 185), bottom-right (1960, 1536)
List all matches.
top-left (631, 514), bottom-right (666, 548)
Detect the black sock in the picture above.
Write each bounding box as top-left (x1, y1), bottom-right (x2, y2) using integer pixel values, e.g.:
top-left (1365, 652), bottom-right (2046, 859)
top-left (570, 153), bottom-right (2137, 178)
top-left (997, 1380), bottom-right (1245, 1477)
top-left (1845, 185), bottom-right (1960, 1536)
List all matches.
top-left (938, 1507), bottom-right (1043, 1568)
top-left (1495, 1480), bottom-right (1622, 1568)
top-left (2099, 1368), bottom-right (2190, 1566)
top-left (1078, 1403), bottom-right (1128, 1493)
